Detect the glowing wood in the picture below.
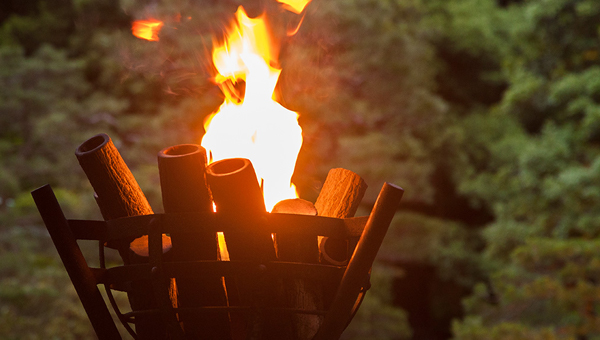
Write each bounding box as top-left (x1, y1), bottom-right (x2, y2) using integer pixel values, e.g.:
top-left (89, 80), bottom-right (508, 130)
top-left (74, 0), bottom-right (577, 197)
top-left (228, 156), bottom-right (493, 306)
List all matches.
top-left (158, 144), bottom-right (230, 339)
top-left (206, 158), bottom-right (280, 338)
top-left (206, 158), bottom-right (276, 261)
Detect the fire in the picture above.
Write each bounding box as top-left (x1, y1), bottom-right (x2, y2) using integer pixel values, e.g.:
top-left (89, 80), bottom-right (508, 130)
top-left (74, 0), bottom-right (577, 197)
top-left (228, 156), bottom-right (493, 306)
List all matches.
top-left (201, 7), bottom-right (303, 211)
top-left (132, 19), bottom-right (164, 41)
top-left (277, 0), bottom-right (312, 14)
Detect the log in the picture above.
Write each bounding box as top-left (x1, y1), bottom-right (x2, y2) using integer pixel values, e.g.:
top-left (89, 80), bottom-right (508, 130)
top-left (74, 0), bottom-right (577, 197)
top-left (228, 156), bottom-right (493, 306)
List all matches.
top-left (76, 134), bottom-right (154, 221)
top-left (272, 198), bottom-right (318, 263)
top-left (158, 144), bottom-right (231, 339)
top-left (315, 168), bottom-right (368, 265)
top-left (313, 183), bottom-right (404, 340)
top-left (205, 158), bottom-right (275, 262)
top-left (272, 198), bottom-right (322, 340)
top-left (75, 133), bottom-right (173, 339)
top-left (206, 158), bottom-right (282, 339)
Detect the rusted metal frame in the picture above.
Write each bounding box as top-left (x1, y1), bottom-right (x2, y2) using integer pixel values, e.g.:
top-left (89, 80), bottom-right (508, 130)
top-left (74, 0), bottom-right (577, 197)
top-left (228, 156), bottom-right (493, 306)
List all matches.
top-left (97, 213), bottom-right (366, 243)
top-left (51, 203), bottom-right (373, 339)
top-left (67, 219), bottom-right (107, 240)
top-left (99, 261), bottom-right (345, 291)
top-left (313, 182), bottom-right (404, 340)
top-left (31, 184), bottom-right (122, 340)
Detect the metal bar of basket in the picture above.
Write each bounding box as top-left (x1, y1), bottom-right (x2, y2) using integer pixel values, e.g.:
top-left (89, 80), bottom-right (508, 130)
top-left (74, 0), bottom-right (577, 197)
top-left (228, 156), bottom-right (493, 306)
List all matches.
top-left (31, 184), bottom-right (122, 340)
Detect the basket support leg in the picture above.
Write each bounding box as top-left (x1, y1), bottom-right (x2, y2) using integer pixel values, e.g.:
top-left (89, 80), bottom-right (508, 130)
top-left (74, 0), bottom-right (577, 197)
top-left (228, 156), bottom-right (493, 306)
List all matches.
top-left (32, 184), bottom-right (121, 340)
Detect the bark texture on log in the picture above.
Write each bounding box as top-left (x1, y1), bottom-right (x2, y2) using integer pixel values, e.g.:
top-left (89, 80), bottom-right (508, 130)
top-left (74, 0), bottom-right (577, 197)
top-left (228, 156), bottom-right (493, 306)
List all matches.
top-left (76, 134), bottom-right (153, 221)
top-left (76, 133), bottom-right (172, 340)
top-left (315, 168), bottom-right (368, 265)
top-left (158, 144), bottom-right (231, 339)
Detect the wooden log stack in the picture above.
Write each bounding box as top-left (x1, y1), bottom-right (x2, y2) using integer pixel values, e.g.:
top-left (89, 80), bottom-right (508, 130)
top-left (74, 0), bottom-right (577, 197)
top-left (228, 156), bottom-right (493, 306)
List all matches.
top-left (70, 133), bottom-right (400, 340)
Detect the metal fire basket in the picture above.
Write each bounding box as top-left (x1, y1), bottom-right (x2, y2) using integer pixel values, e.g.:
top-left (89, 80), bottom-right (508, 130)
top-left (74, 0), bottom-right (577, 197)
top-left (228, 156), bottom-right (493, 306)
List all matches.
top-left (31, 182), bottom-right (403, 340)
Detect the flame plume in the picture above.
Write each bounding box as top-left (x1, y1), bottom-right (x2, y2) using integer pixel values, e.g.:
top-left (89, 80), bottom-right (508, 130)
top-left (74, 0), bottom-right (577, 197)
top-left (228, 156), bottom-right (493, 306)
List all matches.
top-left (201, 7), bottom-right (303, 211)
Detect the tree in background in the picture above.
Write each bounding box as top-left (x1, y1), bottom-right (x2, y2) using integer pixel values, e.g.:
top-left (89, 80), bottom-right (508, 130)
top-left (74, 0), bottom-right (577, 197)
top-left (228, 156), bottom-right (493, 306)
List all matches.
top-left (429, 0), bottom-right (600, 338)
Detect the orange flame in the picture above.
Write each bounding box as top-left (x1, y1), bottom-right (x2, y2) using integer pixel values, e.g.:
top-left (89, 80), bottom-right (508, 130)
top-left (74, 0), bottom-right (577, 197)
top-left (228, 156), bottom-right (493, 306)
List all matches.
top-left (132, 20), bottom-right (164, 41)
top-left (201, 6), bottom-right (303, 211)
top-left (278, 0), bottom-right (312, 14)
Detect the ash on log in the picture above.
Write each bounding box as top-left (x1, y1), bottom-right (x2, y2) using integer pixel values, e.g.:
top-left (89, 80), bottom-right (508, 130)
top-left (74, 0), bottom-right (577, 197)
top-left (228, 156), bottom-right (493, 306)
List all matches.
top-left (158, 144), bottom-right (231, 339)
top-left (75, 133), bottom-right (174, 339)
top-left (206, 158), bottom-right (287, 339)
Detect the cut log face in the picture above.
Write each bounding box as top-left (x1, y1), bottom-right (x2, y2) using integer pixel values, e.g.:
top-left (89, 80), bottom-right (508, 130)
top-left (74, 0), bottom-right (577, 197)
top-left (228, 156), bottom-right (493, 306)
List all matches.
top-left (272, 198), bottom-right (318, 216)
top-left (158, 144), bottom-right (231, 340)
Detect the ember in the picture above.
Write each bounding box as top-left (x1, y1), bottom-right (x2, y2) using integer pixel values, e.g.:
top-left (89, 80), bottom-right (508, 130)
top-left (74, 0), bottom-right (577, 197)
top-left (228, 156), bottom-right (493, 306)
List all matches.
top-left (132, 19), bottom-right (164, 41)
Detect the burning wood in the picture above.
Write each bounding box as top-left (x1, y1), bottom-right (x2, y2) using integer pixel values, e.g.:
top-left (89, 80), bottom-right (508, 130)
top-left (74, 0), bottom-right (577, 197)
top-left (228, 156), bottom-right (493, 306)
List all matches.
top-left (205, 158), bottom-right (286, 339)
top-left (32, 2), bottom-right (404, 339)
top-left (157, 144), bottom-right (230, 339)
top-left (201, 6), bottom-right (303, 212)
top-left (33, 132), bottom-right (403, 340)
top-left (206, 158), bottom-right (276, 262)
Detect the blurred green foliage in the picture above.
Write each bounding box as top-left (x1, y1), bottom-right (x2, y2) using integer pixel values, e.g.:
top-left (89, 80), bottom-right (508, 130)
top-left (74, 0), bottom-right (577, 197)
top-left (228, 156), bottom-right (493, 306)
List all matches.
top-left (0, 225), bottom-right (95, 339)
top-left (2, 0), bottom-right (600, 338)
